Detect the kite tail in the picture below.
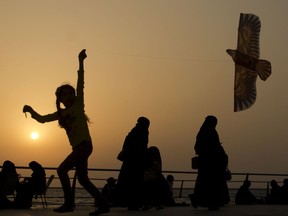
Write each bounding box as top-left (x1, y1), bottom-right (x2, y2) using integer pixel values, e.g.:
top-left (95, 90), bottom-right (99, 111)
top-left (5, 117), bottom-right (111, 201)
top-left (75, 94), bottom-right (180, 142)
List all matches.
top-left (256, 60), bottom-right (271, 81)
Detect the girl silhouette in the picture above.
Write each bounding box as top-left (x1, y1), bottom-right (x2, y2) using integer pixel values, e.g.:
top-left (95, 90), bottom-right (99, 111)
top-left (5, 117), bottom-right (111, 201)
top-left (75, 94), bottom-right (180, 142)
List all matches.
top-left (23, 49), bottom-right (109, 215)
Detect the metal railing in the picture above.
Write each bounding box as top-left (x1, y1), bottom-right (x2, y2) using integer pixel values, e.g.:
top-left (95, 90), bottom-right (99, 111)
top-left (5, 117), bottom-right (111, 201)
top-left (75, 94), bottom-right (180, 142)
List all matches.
top-left (4, 166), bottom-right (288, 206)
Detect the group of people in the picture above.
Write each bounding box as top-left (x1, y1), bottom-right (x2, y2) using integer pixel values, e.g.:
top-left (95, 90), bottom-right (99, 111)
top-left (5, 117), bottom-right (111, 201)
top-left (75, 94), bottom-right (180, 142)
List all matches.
top-left (19, 49), bottom-right (253, 215)
top-left (235, 176), bottom-right (288, 205)
top-left (110, 117), bottom-right (175, 210)
top-left (4, 47), bottom-right (285, 215)
top-left (266, 178), bottom-right (288, 204)
top-left (0, 160), bottom-right (46, 209)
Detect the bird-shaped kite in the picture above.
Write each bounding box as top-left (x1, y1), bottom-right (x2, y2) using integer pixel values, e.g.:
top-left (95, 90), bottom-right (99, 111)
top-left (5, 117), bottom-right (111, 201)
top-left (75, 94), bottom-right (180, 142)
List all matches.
top-left (226, 13), bottom-right (271, 112)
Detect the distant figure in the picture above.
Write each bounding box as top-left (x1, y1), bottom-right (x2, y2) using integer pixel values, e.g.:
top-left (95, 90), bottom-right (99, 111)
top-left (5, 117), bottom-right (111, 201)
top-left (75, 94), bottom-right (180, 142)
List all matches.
top-left (23, 49), bottom-right (109, 215)
top-left (0, 160), bottom-right (18, 209)
top-left (101, 177), bottom-right (116, 207)
top-left (235, 178), bottom-right (257, 205)
top-left (114, 117), bottom-right (150, 210)
top-left (190, 115), bottom-right (229, 210)
top-left (166, 175), bottom-right (175, 199)
top-left (14, 161), bottom-right (46, 209)
top-left (280, 178), bottom-right (288, 204)
top-left (266, 180), bottom-right (282, 204)
top-left (143, 146), bottom-right (172, 209)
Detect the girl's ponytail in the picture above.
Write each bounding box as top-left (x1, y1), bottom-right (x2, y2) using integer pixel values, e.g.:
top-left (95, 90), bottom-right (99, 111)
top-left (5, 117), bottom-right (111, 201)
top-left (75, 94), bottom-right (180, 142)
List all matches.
top-left (56, 98), bottom-right (64, 128)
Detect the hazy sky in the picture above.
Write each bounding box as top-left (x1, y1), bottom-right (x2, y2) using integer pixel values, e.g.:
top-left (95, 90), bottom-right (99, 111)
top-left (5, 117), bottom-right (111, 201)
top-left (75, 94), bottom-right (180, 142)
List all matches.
top-left (0, 0), bottom-right (287, 175)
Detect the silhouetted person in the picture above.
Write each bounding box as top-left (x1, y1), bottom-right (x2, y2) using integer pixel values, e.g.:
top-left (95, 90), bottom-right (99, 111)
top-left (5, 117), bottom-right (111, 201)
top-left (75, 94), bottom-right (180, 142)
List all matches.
top-left (114, 117), bottom-right (150, 210)
top-left (280, 178), bottom-right (288, 204)
top-left (143, 146), bottom-right (172, 209)
top-left (235, 179), bottom-right (257, 205)
top-left (266, 180), bottom-right (282, 204)
top-left (14, 161), bottom-right (46, 209)
top-left (190, 115), bottom-right (229, 210)
top-left (0, 160), bottom-right (18, 209)
top-left (27, 161), bottom-right (46, 195)
top-left (166, 175), bottom-right (176, 205)
top-left (23, 49), bottom-right (109, 216)
top-left (101, 177), bottom-right (116, 207)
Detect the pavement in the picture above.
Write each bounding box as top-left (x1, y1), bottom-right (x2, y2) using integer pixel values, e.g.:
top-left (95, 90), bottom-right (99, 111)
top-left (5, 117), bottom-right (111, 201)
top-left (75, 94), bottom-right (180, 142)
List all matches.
top-left (1, 204), bottom-right (288, 216)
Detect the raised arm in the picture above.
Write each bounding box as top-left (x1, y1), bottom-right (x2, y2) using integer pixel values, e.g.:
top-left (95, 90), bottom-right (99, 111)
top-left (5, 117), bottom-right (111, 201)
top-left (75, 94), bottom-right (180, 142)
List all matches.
top-left (76, 49), bottom-right (87, 103)
top-left (78, 49), bottom-right (87, 72)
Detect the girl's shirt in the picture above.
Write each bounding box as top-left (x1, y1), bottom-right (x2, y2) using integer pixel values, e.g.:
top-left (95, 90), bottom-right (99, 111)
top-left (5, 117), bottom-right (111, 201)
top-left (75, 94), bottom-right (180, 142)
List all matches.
top-left (30, 69), bottom-right (91, 148)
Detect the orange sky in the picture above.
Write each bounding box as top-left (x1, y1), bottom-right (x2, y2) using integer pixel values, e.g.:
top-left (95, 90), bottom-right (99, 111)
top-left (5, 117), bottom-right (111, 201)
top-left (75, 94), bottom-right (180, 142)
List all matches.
top-left (0, 0), bottom-right (288, 175)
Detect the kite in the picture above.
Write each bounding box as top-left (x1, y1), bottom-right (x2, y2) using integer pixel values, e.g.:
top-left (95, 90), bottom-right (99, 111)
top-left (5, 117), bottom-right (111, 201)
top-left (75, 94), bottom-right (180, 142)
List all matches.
top-left (226, 13), bottom-right (271, 112)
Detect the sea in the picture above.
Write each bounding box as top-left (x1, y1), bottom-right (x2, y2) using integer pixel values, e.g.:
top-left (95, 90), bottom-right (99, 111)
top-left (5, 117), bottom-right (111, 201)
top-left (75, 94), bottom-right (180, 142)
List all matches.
top-left (40, 187), bottom-right (268, 206)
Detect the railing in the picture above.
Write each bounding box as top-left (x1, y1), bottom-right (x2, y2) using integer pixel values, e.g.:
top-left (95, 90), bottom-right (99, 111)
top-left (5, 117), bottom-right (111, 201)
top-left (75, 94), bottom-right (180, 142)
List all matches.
top-left (4, 166), bottom-right (288, 206)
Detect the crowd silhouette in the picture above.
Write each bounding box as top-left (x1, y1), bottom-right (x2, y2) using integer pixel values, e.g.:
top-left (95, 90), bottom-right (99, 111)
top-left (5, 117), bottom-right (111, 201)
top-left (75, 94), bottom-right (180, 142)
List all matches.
top-left (0, 108), bottom-right (287, 214)
top-left (266, 178), bottom-right (288, 204)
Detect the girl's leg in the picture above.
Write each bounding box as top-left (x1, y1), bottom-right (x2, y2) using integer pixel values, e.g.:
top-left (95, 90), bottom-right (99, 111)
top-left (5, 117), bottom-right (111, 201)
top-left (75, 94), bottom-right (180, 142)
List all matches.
top-left (54, 152), bottom-right (77, 212)
top-left (76, 162), bottom-right (103, 203)
top-left (74, 142), bottom-right (103, 203)
top-left (74, 141), bottom-right (110, 215)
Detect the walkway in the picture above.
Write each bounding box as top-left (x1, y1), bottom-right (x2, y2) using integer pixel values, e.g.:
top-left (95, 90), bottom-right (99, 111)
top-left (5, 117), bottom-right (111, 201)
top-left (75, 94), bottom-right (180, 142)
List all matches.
top-left (1, 205), bottom-right (288, 216)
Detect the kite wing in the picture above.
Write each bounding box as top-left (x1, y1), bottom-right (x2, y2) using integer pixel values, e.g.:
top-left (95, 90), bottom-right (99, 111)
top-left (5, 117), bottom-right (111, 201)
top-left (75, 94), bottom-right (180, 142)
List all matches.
top-left (234, 64), bottom-right (257, 112)
top-left (237, 13), bottom-right (261, 59)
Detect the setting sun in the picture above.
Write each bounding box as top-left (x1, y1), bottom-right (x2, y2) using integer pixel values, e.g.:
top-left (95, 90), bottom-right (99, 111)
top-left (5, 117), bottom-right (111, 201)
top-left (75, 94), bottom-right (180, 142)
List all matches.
top-left (30, 132), bottom-right (39, 140)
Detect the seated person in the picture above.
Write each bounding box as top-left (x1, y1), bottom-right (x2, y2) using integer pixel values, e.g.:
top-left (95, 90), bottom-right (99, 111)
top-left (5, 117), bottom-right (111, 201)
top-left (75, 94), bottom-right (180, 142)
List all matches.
top-left (0, 160), bottom-right (19, 209)
top-left (101, 177), bottom-right (116, 207)
top-left (14, 161), bottom-right (46, 209)
top-left (266, 180), bottom-right (282, 204)
top-left (280, 178), bottom-right (288, 204)
top-left (165, 175), bottom-right (176, 206)
top-left (235, 179), bottom-right (257, 205)
top-left (143, 146), bottom-right (173, 209)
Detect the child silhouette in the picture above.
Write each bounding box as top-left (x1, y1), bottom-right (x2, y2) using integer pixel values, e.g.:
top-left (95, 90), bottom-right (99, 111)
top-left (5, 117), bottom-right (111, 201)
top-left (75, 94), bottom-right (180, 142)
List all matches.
top-left (23, 49), bottom-right (109, 216)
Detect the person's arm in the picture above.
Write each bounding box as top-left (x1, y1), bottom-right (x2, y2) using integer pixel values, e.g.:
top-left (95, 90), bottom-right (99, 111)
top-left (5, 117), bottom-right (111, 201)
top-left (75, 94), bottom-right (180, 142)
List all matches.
top-left (23, 105), bottom-right (58, 123)
top-left (78, 49), bottom-right (86, 72)
top-left (76, 49), bottom-right (87, 104)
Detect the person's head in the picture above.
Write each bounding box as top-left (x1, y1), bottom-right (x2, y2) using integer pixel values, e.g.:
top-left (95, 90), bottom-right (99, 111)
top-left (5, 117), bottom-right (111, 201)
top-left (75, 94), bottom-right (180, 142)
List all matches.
top-left (204, 115), bottom-right (218, 128)
top-left (136, 116), bottom-right (150, 129)
top-left (198, 115), bottom-right (218, 135)
top-left (147, 146), bottom-right (161, 163)
top-left (270, 180), bottom-right (278, 187)
top-left (167, 175), bottom-right (174, 183)
top-left (283, 178), bottom-right (288, 186)
top-left (55, 84), bottom-right (76, 109)
top-left (107, 177), bottom-right (116, 186)
top-left (29, 161), bottom-right (42, 172)
top-left (55, 84), bottom-right (76, 128)
top-left (1, 160), bottom-right (16, 174)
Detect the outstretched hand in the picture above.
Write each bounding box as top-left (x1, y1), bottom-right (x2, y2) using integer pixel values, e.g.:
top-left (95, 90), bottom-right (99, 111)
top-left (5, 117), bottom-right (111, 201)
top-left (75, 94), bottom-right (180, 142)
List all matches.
top-left (78, 49), bottom-right (87, 61)
top-left (23, 105), bottom-right (33, 117)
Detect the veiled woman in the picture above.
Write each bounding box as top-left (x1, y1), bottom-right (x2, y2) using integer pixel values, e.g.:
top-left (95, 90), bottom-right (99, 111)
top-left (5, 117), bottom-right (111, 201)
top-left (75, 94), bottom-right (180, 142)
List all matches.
top-left (191, 115), bottom-right (229, 210)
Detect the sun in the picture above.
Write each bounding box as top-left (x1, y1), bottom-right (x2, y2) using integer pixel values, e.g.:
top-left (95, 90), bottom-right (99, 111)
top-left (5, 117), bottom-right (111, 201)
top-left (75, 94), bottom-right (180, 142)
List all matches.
top-left (30, 131), bottom-right (39, 140)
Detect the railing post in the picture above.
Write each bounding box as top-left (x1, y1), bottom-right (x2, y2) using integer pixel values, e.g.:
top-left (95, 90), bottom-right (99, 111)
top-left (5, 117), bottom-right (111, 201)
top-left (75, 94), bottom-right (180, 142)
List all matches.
top-left (179, 180), bottom-right (184, 198)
